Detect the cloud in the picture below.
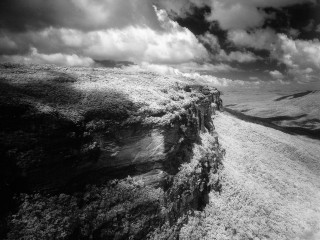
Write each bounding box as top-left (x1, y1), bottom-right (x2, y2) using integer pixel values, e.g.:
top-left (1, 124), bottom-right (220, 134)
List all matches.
top-left (249, 76), bottom-right (261, 81)
top-left (269, 70), bottom-right (284, 79)
top-left (228, 28), bottom-right (277, 50)
top-left (207, 0), bottom-right (315, 30)
top-left (273, 34), bottom-right (320, 70)
top-left (218, 50), bottom-right (259, 63)
top-left (155, 0), bottom-right (315, 30)
top-left (153, 0), bottom-right (209, 18)
top-left (228, 28), bottom-right (320, 82)
top-left (0, 35), bottom-right (18, 54)
top-left (174, 62), bottom-right (241, 72)
top-left (0, 47), bottom-right (94, 66)
top-left (198, 32), bottom-right (220, 53)
top-left (0, 7), bottom-right (208, 66)
top-left (0, 0), bottom-right (161, 32)
top-left (268, 34), bottom-right (320, 83)
top-left (287, 67), bottom-right (315, 83)
top-left (206, 1), bottom-right (268, 30)
top-left (123, 61), bottom-right (248, 87)
top-left (198, 32), bottom-right (259, 63)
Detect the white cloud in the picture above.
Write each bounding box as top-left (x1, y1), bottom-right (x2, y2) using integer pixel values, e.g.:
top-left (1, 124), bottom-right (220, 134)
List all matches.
top-left (156, 0), bottom-right (315, 30)
top-left (0, 35), bottom-right (18, 54)
top-left (287, 28), bottom-right (300, 38)
top-left (249, 76), bottom-right (261, 81)
top-left (268, 34), bottom-right (320, 83)
top-left (198, 32), bottom-right (220, 53)
top-left (153, 0), bottom-right (209, 18)
top-left (218, 50), bottom-right (259, 63)
top-left (273, 34), bottom-right (320, 70)
top-left (287, 67), bottom-right (316, 83)
top-left (123, 62), bottom-right (248, 87)
top-left (228, 29), bottom-right (320, 83)
top-left (206, 1), bottom-right (268, 30)
top-left (269, 70), bottom-right (284, 79)
top-left (0, 0), bottom-right (162, 31)
top-left (0, 48), bottom-right (94, 66)
top-left (228, 28), bottom-right (277, 50)
top-left (198, 32), bottom-right (259, 63)
top-left (174, 62), bottom-right (241, 72)
top-left (0, 7), bottom-right (208, 66)
top-left (125, 62), bottom-right (182, 75)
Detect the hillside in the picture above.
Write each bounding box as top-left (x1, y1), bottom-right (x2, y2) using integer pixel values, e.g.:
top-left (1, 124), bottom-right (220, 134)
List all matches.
top-left (0, 63), bottom-right (224, 239)
top-left (223, 89), bottom-right (320, 139)
top-left (2, 63), bottom-right (319, 239)
top-left (180, 112), bottom-right (320, 240)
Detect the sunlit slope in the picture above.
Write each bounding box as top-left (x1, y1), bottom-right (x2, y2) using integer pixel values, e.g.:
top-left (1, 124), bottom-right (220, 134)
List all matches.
top-left (180, 112), bottom-right (320, 239)
top-left (207, 112), bottom-right (320, 239)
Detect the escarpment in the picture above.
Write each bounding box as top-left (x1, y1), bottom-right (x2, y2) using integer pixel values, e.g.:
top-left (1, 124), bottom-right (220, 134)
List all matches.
top-left (0, 63), bottom-right (224, 239)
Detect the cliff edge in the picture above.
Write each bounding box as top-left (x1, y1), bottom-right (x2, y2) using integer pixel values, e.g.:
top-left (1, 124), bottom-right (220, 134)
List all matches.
top-left (0, 63), bottom-right (224, 239)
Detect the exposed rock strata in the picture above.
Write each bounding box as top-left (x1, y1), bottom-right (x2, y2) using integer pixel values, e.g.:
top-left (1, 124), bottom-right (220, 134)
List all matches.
top-left (0, 64), bottom-right (224, 239)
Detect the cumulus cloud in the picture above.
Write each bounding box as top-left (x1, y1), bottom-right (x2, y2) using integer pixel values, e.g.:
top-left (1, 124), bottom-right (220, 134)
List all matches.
top-left (198, 32), bottom-right (260, 63)
top-left (153, 0), bottom-right (209, 18)
top-left (228, 28), bottom-right (277, 50)
top-left (155, 0), bottom-right (315, 30)
top-left (269, 70), bottom-right (284, 79)
top-left (228, 28), bottom-right (320, 82)
top-left (267, 34), bottom-right (320, 83)
top-left (273, 34), bottom-right (320, 70)
top-left (218, 50), bottom-right (259, 63)
top-left (198, 32), bottom-right (220, 53)
top-left (0, 0), bottom-right (161, 32)
top-left (0, 47), bottom-right (94, 66)
top-left (174, 62), bottom-right (241, 73)
top-left (0, 0), bottom-right (318, 86)
top-left (207, 0), bottom-right (315, 30)
top-left (206, 1), bottom-right (268, 30)
top-left (0, 6), bottom-right (208, 66)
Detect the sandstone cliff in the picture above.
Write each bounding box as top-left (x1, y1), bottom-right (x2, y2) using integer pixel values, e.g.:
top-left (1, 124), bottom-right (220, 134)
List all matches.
top-left (0, 63), bottom-right (224, 239)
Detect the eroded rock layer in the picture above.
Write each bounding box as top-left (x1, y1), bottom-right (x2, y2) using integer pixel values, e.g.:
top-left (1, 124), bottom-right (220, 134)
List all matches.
top-left (0, 63), bottom-right (224, 239)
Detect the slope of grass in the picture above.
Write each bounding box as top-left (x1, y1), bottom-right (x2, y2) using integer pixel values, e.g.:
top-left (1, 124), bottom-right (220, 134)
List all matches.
top-left (223, 89), bottom-right (320, 132)
top-left (180, 112), bottom-right (320, 240)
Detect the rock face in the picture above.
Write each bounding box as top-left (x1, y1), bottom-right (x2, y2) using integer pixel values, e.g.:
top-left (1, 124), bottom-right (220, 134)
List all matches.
top-left (0, 63), bottom-right (224, 239)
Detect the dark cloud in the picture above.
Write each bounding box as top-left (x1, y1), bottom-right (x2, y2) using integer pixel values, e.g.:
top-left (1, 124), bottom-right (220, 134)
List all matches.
top-left (0, 0), bottom-right (161, 32)
top-left (263, 2), bottom-right (320, 40)
top-left (0, 0), bottom-right (319, 86)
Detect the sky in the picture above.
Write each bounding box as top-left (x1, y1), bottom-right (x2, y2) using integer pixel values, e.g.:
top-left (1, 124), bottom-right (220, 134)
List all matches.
top-left (0, 0), bottom-right (320, 89)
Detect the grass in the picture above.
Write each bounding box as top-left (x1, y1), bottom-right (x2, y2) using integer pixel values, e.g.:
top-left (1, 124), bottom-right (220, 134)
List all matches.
top-left (0, 63), bottom-right (208, 126)
top-left (0, 62), bottom-right (224, 239)
top-left (179, 112), bottom-right (320, 240)
top-left (222, 88), bottom-right (320, 132)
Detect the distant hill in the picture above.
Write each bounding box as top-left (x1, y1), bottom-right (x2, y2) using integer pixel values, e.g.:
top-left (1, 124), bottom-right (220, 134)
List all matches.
top-left (223, 89), bottom-right (320, 139)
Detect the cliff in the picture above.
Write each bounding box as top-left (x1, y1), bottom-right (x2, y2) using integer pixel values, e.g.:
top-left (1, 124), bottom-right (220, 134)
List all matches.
top-left (0, 63), bottom-right (224, 239)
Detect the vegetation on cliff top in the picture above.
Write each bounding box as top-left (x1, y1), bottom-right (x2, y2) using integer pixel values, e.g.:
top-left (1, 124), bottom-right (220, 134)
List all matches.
top-left (0, 63), bottom-right (207, 126)
top-left (0, 63), bottom-right (224, 239)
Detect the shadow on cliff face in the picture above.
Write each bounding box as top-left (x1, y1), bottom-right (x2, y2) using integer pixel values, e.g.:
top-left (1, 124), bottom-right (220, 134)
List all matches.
top-left (0, 71), bottom-right (142, 236)
top-left (1, 69), bottom-right (225, 239)
top-left (0, 69), bottom-right (204, 210)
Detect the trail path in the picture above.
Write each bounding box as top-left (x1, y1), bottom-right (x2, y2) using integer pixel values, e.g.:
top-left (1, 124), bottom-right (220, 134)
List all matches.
top-left (205, 112), bottom-right (320, 240)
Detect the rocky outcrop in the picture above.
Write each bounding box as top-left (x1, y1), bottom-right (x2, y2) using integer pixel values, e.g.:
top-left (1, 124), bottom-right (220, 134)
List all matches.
top-left (0, 64), bottom-right (224, 239)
